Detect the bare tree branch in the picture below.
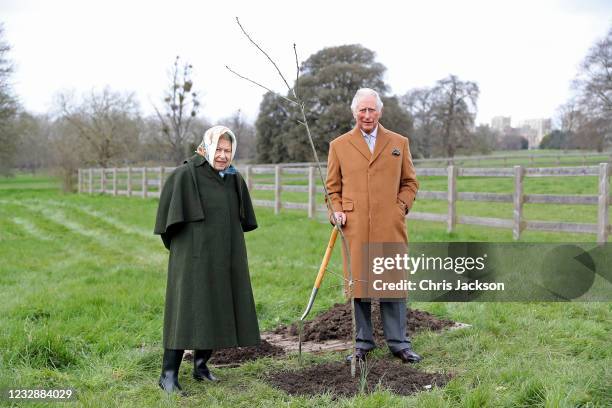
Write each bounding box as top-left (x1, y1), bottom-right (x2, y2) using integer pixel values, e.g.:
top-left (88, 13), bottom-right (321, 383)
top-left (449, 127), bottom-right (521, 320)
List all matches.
top-left (235, 17), bottom-right (293, 93)
top-left (151, 56), bottom-right (200, 163)
top-left (225, 65), bottom-right (299, 106)
top-left (293, 43), bottom-right (300, 100)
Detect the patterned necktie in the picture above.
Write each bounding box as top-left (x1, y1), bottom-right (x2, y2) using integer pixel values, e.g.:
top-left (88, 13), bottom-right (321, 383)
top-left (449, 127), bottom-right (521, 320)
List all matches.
top-left (365, 134), bottom-right (375, 153)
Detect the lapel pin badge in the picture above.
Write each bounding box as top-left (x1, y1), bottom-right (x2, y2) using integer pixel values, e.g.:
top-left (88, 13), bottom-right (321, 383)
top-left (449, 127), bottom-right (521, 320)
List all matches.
top-left (392, 148), bottom-right (401, 156)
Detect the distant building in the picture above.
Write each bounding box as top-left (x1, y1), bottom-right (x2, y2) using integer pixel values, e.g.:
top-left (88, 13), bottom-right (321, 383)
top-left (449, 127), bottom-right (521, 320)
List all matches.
top-left (491, 116), bottom-right (511, 132)
top-left (519, 127), bottom-right (539, 149)
top-left (517, 118), bottom-right (552, 148)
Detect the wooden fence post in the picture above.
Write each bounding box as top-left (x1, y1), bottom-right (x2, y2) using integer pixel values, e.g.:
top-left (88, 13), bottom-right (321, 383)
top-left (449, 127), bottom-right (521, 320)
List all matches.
top-left (159, 166), bottom-right (165, 192)
top-left (77, 169), bottom-right (82, 193)
top-left (274, 165), bottom-right (281, 215)
top-left (597, 163), bottom-right (610, 243)
top-left (127, 167), bottom-right (132, 197)
top-left (112, 168), bottom-right (117, 196)
top-left (447, 165), bottom-right (457, 233)
top-left (142, 167), bottom-right (148, 198)
top-left (88, 169), bottom-right (93, 194)
top-left (308, 166), bottom-right (316, 218)
top-left (101, 169), bottom-right (106, 194)
top-left (513, 165), bottom-right (525, 240)
top-left (245, 165), bottom-right (252, 191)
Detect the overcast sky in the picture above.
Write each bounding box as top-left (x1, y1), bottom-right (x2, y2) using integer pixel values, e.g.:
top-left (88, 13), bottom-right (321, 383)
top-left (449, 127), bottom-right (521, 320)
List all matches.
top-left (2, 0), bottom-right (611, 127)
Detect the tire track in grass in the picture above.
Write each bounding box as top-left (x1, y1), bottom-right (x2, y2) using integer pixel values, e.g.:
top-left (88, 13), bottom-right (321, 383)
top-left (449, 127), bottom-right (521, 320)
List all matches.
top-left (34, 199), bottom-right (167, 267)
top-left (23, 199), bottom-right (167, 267)
top-left (6, 199), bottom-right (166, 267)
top-left (37, 199), bottom-right (155, 240)
top-left (19, 201), bottom-right (110, 241)
top-left (0, 201), bottom-right (114, 276)
top-left (0, 201), bottom-right (89, 312)
top-left (0, 218), bottom-right (20, 241)
top-left (1, 199), bottom-right (121, 273)
top-left (0, 200), bottom-right (56, 242)
top-left (0, 199), bottom-right (166, 313)
top-left (11, 217), bottom-right (53, 241)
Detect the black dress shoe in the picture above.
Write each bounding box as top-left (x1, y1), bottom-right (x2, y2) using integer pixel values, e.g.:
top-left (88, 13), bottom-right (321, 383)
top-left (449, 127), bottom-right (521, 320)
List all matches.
top-left (392, 348), bottom-right (423, 363)
top-left (193, 349), bottom-right (218, 382)
top-left (159, 349), bottom-right (184, 393)
top-left (346, 348), bottom-right (370, 362)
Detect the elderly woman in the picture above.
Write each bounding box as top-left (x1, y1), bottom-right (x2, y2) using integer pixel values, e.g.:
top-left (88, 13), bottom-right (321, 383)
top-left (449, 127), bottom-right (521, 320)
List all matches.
top-left (154, 126), bottom-right (259, 393)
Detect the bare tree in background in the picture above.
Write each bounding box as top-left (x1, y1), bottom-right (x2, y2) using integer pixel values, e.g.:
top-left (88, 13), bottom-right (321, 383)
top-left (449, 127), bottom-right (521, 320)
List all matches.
top-left (574, 26), bottom-right (612, 115)
top-left (432, 75), bottom-right (479, 158)
top-left (186, 117), bottom-right (212, 153)
top-left (13, 112), bottom-right (51, 173)
top-left (401, 87), bottom-right (436, 158)
top-left (568, 26), bottom-right (612, 151)
top-left (154, 56), bottom-right (200, 164)
top-left (575, 114), bottom-right (610, 151)
top-left (557, 99), bottom-right (581, 134)
top-left (48, 117), bottom-right (82, 192)
top-left (221, 110), bottom-right (256, 161)
top-left (402, 76), bottom-right (480, 157)
top-left (57, 88), bottom-right (142, 168)
top-left (0, 22), bottom-right (19, 175)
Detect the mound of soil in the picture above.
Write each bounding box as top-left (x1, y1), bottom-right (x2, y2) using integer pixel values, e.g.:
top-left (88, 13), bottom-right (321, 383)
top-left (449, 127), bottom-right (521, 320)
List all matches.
top-left (189, 303), bottom-right (455, 366)
top-left (265, 360), bottom-right (451, 398)
top-left (208, 340), bottom-right (285, 365)
top-left (274, 302), bottom-right (455, 343)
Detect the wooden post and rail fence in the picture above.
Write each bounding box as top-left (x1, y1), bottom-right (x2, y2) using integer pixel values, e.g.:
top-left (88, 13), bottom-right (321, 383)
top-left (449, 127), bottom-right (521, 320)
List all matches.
top-left (411, 151), bottom-right (612, 167)
top-left (78, 162), bottom-right (611, 243)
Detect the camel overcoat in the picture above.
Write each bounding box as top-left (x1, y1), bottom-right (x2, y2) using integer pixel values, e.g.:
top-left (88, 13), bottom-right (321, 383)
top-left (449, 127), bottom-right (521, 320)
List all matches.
top-left (326, 125), bottom-right (419, 298)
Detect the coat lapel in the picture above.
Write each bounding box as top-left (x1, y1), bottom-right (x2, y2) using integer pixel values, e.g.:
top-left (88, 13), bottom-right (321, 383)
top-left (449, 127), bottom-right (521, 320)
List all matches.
top-left (370, 124), bottom-right (391, 165)
top-left (347, 127), bottom-right (372, 161)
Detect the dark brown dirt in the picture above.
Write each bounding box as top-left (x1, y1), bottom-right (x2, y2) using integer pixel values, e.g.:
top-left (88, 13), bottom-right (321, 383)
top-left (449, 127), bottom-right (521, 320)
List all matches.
top-left (265, 359), bottom-right (451, 398)
top-left (274, 302), bottom-right (455, 344)
top-left (198, 303), bottom-right (454, 366)
top-left (208, 340), bottom-right (285, 365)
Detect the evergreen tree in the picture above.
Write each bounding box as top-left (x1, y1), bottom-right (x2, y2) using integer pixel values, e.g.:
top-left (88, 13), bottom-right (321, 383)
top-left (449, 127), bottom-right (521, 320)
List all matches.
top-left (255, 44), bottom-right (412, 162)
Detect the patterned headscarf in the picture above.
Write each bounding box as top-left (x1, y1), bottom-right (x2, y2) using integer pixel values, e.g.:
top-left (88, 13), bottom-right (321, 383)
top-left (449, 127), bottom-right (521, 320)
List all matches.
top-left (197, 125), bottom-right (238, 167)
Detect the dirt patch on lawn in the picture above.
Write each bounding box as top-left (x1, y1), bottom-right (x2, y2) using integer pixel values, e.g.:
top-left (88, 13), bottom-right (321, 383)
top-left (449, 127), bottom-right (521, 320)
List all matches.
top-left (265, 359), bottom-right (451, 398)
top-left (184, 303), bottom-right (456, 366)
top-left (208, 340), bottom-right (285, 366)
top-left (274, 302), bottom-right (455, 344)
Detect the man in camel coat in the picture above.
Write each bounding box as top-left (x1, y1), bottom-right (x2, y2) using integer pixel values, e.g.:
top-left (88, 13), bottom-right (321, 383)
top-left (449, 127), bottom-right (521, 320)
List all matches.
top-left (326, 88), bottom-right (422, 363)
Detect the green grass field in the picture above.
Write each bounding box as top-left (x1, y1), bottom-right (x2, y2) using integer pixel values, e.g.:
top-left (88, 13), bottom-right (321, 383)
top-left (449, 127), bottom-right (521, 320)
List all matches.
top-left (0, 174), bottom-right (610, 407)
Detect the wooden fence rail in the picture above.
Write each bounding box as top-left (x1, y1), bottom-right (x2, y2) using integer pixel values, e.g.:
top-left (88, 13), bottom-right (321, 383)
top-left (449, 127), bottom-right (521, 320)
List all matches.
top-left (411, 151), bottom-right (612, 167)
top-left (78, 163), bottom-right (611, 243)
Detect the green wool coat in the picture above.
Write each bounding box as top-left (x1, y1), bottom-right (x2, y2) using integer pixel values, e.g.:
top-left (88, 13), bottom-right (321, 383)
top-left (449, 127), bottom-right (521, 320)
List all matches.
top-left (154, 154), bottom-right (260, 350)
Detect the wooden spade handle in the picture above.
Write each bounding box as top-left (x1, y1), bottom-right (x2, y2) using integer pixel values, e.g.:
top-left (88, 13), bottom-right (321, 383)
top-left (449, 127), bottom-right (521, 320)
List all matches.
top-left (314, 226), bottom-right (339, 289)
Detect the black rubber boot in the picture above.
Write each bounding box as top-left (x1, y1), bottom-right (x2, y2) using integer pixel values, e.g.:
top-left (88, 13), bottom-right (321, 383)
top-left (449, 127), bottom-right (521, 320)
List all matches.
top-left (193, 349), bottom-right (217, 382)
top-left (158, 349), bottom-right (184, 393)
